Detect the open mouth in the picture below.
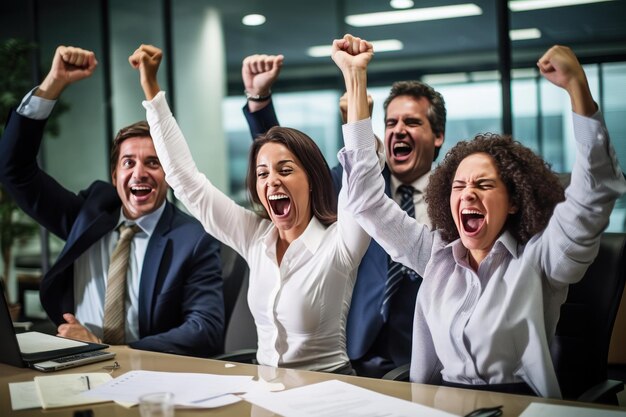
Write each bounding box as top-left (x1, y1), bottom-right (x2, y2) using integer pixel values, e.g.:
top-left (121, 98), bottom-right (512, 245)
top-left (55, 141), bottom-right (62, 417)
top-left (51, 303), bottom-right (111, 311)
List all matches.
top-left (392, 141), bottom-right (413, 160)
top-left (130, 185), bottom-right (153, 198)
top-left (461, 209), bottom-right (485, 234)
top-left (268, 193), bottom-right (291, 217)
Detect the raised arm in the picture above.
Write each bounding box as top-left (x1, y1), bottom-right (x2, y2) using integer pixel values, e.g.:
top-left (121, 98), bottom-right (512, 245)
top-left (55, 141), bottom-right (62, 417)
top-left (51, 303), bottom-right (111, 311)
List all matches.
top-left (331, 34), bottom-right (372, 124)
top-left (36, 45), bottom-right (98, 100)
top-left (0, 46), bottom-right (100, 240)
top-left (130, 45), bottom-right (261, 254)
top-left (534, 45), bottom-right (626, 284)
top-left (241, 54), bottom-right (283, 139)
top-left (242, 54), bottom-right (283, 113)
top-left (335, 35), bottom-right (434, 275)
top-left (537, 45), bottom-right (595, 117)
top-left (129, 44), bottom-right (162, 100)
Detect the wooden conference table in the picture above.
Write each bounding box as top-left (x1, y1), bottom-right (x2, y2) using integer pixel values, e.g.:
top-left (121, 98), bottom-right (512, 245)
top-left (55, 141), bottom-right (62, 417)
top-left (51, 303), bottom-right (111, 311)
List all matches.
top-left (1, 346), bottom-right (623, 417)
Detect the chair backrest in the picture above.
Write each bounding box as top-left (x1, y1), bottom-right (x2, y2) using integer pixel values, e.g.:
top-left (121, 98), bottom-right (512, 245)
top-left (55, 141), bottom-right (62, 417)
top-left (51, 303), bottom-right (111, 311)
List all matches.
top-left (220, 243), bottom-right (249, 329)
top-left (219, 243), bottom-right (257, 352)
top-left (550, 232), bottom-right (626, 400)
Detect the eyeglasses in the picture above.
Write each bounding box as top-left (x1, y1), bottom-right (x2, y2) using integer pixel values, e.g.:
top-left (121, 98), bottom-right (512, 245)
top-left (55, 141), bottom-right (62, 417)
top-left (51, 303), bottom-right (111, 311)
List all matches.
top-left (463, 405), bottom-right (503, 417)
top-left (102, 361), bottom-right (120, 374)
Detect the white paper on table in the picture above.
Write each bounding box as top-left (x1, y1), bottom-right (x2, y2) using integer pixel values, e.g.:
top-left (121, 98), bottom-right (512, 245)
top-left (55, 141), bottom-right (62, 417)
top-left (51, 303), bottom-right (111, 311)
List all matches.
top-left (83, 370), bottom-right (257, 408)
top-left (9, 381), bottom-right (41, 411)
top-left (520, 403), bottom-right (626, 417)
top-left (243, 379), bottom-right (460, 417)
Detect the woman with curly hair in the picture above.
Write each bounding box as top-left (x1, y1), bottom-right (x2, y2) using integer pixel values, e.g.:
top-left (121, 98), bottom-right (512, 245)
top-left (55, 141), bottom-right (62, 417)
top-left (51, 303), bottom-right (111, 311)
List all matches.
top-left (332, 35), bottom-right (626, 398)
top-left (426, 133), bottom-right (565, 248)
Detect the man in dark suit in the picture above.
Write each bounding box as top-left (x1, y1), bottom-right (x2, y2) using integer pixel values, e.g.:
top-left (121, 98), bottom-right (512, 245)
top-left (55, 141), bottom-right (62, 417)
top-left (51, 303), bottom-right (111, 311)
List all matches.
top-left (0, 45), bottom-right (224, 358)
top-left (240, 54), bottom-right (446, 377)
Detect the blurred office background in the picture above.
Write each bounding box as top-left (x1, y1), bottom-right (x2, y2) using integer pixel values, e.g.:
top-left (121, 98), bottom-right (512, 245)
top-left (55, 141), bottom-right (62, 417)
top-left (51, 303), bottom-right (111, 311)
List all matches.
top-left (1, 0), bottom-right (625, 309)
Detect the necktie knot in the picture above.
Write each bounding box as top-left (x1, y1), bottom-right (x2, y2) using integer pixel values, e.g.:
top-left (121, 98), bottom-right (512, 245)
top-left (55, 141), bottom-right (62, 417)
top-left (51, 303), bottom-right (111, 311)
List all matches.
top-left (397, 184), bottom-right (416, 219)
top-left (397, 184), bottom-right (415, 201)
top-left (118, 224), bottom-right (141, 240)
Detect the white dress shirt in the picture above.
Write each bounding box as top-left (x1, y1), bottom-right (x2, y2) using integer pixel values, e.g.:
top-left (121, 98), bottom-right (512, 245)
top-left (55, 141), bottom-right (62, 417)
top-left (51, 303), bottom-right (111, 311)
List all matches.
top-left (338, 114), bottom-right (625, 398)
top-left (143, 91), bottom-right (370, 372)
top-left (73, 205), bottom-right (164, 342)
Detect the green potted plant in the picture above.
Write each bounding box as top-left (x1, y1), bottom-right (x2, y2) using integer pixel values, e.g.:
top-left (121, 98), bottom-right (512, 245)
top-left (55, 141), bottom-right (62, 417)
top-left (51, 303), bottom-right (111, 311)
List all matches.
top-left (0, 38), bottom-right (67, 319)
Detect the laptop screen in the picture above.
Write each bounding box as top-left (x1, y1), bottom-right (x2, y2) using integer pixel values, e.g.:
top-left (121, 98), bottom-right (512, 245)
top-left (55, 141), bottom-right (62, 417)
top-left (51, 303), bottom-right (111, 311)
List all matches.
top-left (0, 293), bottom-right (27, 367)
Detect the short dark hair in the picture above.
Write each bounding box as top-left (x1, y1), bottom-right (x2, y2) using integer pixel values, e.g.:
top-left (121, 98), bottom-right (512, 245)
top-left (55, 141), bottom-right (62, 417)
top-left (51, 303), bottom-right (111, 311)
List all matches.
top-left (425, 133), bottom-right (565, 244)
top-left (246, 127), bottom-right (337, 226)
top-left (110, 121), bottom-right (152, 174)
top-left (383, 80), bottom-right (447, 160)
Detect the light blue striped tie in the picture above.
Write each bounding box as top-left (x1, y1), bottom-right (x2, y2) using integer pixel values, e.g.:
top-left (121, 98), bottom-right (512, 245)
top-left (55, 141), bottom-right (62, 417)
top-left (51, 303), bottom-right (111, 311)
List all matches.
top-left (381, 185), bottom-right (419, 322)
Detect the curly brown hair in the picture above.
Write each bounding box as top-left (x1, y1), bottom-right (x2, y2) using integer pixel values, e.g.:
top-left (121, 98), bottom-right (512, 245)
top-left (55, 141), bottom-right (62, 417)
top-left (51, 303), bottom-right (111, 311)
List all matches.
top-left (425, 133), bottom-right (565, 244)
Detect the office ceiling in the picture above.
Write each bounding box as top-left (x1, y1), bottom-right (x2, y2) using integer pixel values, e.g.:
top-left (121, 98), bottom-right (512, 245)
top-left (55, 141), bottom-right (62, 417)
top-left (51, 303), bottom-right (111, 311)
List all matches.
top-left (197, 0), bottom-right (626, 83)
top-left (2, 0), bottom-right (625, 86)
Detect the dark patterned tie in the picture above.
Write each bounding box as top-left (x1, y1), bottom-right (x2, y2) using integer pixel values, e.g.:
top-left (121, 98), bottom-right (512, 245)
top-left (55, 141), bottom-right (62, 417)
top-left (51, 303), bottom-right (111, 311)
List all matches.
top-left (381, 185), bottom-right (419, 322)
top-left (103, 224), bottom-right (140, 344)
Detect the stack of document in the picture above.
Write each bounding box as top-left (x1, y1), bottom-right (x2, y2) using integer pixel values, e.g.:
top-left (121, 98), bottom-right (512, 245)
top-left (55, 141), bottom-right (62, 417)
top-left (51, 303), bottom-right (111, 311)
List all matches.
top-left (9, 372), bottom-right (114, 410)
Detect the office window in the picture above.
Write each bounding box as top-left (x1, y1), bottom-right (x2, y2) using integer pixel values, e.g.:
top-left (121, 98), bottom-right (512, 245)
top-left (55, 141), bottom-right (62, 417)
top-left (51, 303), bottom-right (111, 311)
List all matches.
top-left (223, 90), bottom-right (341, 204)
top-left (603, 62), bottom-right (626, 232)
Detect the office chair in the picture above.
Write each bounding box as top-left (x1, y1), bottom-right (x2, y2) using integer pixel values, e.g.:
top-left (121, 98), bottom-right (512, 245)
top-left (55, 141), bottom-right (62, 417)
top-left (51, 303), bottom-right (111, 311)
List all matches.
top-left (384, 232), bottom-right (626, 404)
top-left (382, 363), bottom-right (410, 381)
top-left (220, 243), bottom-right (249, 328)
top-left (213, 243), bottom-right (257, 363)
top-left (550, 232), bottom-right (626, 404)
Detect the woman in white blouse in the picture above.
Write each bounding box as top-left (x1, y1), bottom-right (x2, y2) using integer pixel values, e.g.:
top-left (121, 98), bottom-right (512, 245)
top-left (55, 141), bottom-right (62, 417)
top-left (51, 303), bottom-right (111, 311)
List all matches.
top-left (129, 45), bottom-right (370, 374)
top-left (332, 35), bottom-right (626, 397)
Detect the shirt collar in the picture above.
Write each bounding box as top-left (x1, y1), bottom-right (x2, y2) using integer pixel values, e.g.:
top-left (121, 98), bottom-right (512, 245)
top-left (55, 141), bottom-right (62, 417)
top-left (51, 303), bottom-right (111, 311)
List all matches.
top-left (116, 201), bottom-right (166, 237)
top-left (450, 229), bottom-right (520, 264)
top-left (260, 215), bottom-right (327, 255)
top-left (390, 171), bottom-right (431, 197)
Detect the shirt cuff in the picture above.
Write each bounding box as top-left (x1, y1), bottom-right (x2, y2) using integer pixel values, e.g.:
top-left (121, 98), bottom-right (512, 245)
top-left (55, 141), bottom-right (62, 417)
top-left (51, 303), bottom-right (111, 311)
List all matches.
top-left (572, 109), bottom-right (605, 148)
top-left (17, 87), bottom-right (56, 120)
top-left (342, 118), bottom-right (375, 150)
top-left (142, 90), bottom-right (171, 123)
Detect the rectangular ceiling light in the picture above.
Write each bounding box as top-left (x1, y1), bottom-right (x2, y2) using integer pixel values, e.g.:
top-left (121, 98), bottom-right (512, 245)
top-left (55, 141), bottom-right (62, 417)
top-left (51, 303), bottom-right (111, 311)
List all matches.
top-left (509, 0), bottom-right (615, 12)
top-left (307, 39), bottom-right (404, 58)
top-left (345, 3), bottom-right (482, 27)
top-left (510, 28), bottom-right (542, 40)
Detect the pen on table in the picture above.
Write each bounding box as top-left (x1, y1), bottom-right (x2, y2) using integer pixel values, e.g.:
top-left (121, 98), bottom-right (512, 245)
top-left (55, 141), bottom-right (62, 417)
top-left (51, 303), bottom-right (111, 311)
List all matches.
top-left (82, 375), bottom-right (91, 390)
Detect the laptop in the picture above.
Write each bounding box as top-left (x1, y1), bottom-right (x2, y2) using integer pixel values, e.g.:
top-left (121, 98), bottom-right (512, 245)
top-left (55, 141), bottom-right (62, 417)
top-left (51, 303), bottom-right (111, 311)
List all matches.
top-left (0, 292), bottom-right (115, 372)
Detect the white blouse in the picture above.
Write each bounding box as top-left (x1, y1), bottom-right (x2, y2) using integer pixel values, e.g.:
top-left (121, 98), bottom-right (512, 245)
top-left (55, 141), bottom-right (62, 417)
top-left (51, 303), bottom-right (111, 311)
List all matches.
top-left (143, 92), bottom-right (370, 372)
top-left (338, 114), bottom-right (625, 397)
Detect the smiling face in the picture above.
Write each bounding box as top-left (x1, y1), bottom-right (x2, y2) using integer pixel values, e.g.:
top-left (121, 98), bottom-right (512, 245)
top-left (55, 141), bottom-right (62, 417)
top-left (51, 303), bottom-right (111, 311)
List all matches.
top-left (111, 136), bottom-right (168, 220)
top-left (255, 142), bottom-right (312, 242)
top-left (450, 152), bottom-right (516, 268)
top-left (384, 95), bottom-right (444, 184)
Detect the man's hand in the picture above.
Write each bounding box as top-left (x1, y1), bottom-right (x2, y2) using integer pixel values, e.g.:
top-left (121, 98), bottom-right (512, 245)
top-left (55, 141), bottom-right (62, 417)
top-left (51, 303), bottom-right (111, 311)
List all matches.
top-left (129, 44), bottom-right (163, 100)
top-left (57, 313), bottom-right (102, 344)
top-left (36, 46), bottom-right (97, 100)
top-left (339, 92), bottom-right (373, 123)
top-left (537, 45), bottom-right (595, 116)
top-left (242, 54), bottom-right (283, 97)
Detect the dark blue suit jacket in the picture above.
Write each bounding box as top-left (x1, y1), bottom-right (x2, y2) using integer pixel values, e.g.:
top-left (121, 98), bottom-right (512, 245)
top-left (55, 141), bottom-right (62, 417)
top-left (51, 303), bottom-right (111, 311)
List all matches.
top-left (0, 110), bottom-right (225, 358)
top-left (243, 102), bottom-right (420, 368)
